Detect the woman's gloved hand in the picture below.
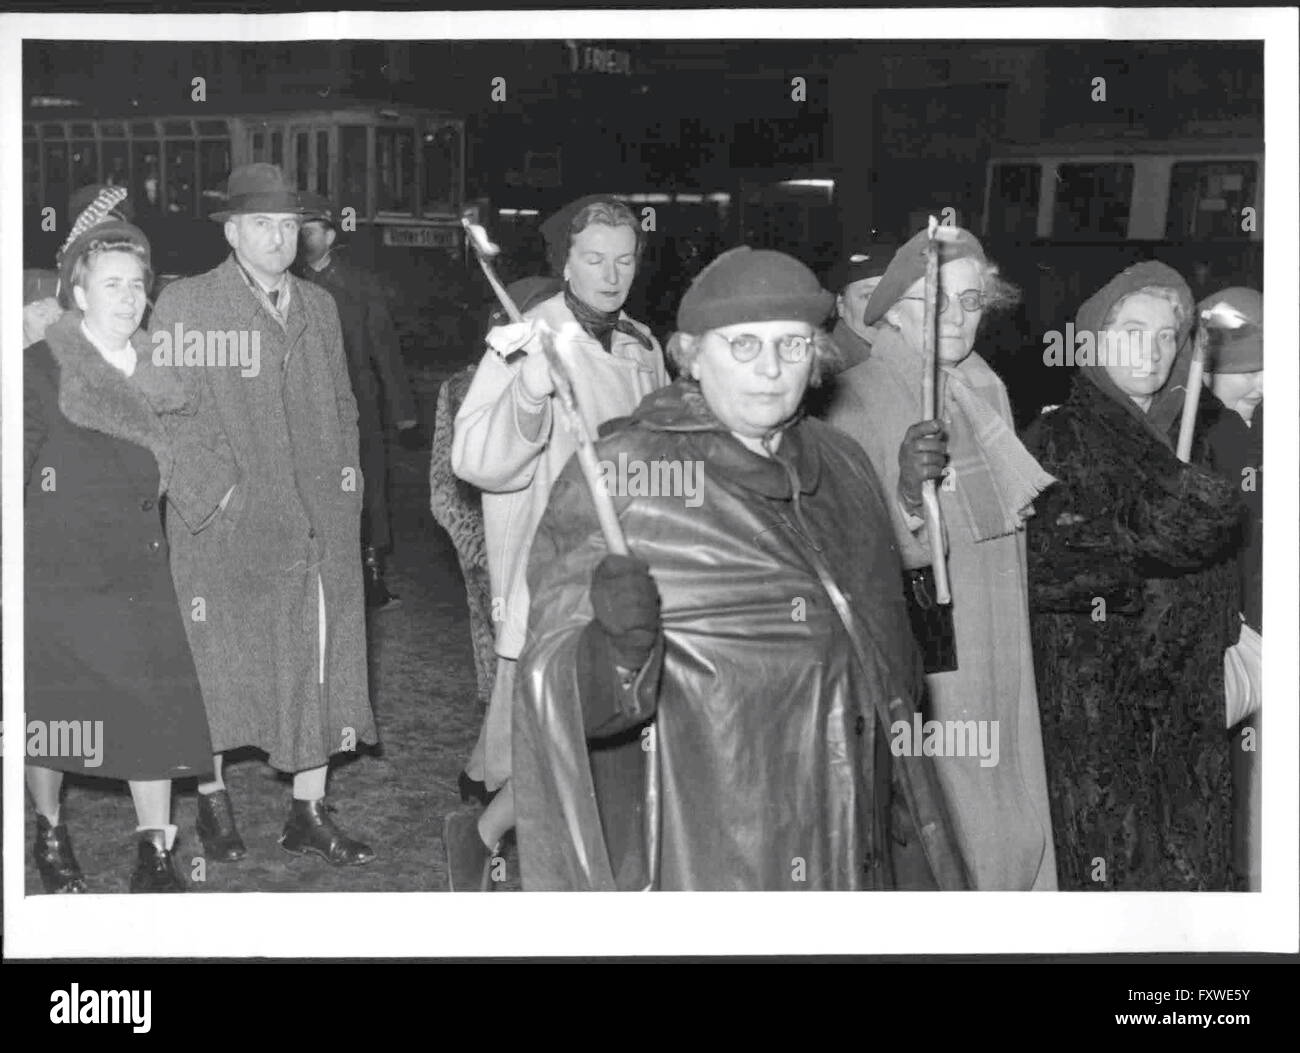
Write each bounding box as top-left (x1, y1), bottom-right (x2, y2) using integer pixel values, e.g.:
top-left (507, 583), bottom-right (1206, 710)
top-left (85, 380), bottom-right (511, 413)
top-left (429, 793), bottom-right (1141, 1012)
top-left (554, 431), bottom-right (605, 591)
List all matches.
top-left (589, 553), bottom-right (662, 671)
top-left (897, 418), bottom-right (948, 510)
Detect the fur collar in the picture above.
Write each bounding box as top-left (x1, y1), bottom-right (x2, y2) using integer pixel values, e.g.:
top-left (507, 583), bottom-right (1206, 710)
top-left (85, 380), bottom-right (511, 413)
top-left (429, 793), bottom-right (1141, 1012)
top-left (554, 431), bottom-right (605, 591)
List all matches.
top-left (44, 310), bottom-right (194, 491)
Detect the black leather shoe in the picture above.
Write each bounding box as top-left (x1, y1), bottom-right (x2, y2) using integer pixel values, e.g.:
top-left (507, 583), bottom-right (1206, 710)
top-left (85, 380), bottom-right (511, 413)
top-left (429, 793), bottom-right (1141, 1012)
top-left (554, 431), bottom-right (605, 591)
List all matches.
top-left (458, 770), bottom-right (500, 807)
top-left (442, 808), bottom-right (495, 891)
top-left (130, 830), bottom-right (187, 893)
top-left (33, 814), bottom-right (86, 894)
top-left (196, 789), bottom-right (246, 861)
top-left (279, 798), bottom-right (376, 866)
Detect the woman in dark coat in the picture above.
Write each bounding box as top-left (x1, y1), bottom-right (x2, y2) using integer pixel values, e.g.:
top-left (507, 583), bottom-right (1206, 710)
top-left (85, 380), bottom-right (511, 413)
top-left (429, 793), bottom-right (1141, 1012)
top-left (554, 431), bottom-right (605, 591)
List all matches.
top-left (1024, 261), bottom-right (1245, 891)
top-left (25, 191), bottom-right (218, 892)
top-left (514, 248), bottom-right (968, 890)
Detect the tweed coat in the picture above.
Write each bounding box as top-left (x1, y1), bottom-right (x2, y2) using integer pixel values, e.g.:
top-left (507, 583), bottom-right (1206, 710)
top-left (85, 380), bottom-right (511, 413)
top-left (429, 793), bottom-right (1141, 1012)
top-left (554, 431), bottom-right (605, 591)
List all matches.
top-left (151, 254), bottom-right (376, 772)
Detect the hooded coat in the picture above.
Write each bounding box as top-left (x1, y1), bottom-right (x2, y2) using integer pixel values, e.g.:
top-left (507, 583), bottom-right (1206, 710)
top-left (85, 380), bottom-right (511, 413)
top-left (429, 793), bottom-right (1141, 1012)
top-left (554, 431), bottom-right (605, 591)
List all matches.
top-left (151, 255), bottom-right (376, 772)
top-left (513, 379), bottom-right (970, 891)
top-left (24, 312), bottom-right (215, 780)
top-left (1023, 261), bottom-right (1246, 890)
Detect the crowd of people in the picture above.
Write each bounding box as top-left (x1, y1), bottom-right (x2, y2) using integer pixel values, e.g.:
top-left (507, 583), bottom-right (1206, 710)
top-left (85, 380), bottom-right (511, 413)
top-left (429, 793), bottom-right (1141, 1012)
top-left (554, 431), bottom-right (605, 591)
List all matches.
top-left (23, 165), bottom-right (1263, 894)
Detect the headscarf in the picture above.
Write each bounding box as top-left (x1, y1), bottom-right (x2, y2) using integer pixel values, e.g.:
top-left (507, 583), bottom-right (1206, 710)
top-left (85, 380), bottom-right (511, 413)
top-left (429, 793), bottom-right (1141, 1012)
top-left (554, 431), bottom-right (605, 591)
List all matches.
top-left (1073, 260), bottom-right (1196, 450)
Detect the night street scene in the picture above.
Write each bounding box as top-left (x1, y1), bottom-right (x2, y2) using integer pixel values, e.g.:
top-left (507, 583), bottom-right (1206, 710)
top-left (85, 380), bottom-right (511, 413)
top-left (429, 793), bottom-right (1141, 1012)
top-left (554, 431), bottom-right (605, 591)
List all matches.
top-left (14, 35), bottom-right (1270, 903)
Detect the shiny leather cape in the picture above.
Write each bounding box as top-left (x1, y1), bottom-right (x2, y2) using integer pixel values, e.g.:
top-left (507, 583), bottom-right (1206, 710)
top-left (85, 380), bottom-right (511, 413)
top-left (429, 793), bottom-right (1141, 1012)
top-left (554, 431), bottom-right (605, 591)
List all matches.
top-left (515, 379), bottom-right (971, 890)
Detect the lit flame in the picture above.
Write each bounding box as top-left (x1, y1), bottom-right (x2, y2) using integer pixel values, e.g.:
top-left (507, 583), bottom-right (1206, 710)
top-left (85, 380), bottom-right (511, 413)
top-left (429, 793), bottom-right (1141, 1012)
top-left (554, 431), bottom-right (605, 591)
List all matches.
top-left (1200, 301), bottom-right (1250, 330)
top-left (460, 217), bottom-right (500, 258)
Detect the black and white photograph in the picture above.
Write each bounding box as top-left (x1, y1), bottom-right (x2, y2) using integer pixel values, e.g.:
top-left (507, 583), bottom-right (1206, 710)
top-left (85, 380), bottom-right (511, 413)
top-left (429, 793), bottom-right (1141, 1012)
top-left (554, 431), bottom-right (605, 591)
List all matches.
top-left (1, 8), bottom-right (1296, 963)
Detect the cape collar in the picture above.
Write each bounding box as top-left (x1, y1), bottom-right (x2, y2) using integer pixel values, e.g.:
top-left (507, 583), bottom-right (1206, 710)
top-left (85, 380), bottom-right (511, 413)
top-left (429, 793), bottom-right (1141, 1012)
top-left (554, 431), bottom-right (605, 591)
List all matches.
top-left (607, 378), bottom-right (821, 499)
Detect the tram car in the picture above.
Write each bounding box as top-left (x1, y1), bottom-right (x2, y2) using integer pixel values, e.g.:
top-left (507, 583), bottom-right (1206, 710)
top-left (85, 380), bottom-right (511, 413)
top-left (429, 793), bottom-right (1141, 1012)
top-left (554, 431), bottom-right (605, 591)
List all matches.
top-left (23, 101), bottom-right (470, 361)
top-left (980, 134), bottom-right (1264, 423)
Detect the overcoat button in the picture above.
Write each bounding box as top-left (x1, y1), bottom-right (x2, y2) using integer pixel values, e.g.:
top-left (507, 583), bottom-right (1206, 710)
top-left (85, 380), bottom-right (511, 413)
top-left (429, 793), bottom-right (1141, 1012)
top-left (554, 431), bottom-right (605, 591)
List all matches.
top-left (148, 540), bottom-right (162, 553)
top-left (141, 498), bottom-right (154, 511)
top-left (308, 528), bottom-right (316, 539)
top-left (855, 714), bottom-right (866, 736)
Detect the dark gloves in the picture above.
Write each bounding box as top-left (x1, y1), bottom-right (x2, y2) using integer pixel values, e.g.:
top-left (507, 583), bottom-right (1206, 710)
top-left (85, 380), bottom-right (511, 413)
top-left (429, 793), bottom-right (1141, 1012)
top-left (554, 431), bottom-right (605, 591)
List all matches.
top-left (897, 419), bottom-right (948, 511)
top-left (589, 553), bottom-right (662, 671)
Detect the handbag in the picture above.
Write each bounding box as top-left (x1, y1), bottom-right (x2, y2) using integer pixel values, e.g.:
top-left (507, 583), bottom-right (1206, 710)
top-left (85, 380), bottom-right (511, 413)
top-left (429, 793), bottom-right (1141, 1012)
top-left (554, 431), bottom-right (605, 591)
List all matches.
top-left (903, 565), bottom-right (958, 674)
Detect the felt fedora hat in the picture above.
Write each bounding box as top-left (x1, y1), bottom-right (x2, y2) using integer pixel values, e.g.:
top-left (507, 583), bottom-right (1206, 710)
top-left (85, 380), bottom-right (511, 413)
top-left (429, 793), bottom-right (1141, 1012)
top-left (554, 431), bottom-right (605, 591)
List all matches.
top-left (209, 163), bottom-right (308, 222)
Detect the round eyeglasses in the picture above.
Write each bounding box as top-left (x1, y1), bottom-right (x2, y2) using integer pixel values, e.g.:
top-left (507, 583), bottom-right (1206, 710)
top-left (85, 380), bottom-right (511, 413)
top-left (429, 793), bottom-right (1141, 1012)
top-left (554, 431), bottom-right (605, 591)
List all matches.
top-left (716, 332), bottom-right (813, 364)
top-left (900, 289), bottom-right (986, 314)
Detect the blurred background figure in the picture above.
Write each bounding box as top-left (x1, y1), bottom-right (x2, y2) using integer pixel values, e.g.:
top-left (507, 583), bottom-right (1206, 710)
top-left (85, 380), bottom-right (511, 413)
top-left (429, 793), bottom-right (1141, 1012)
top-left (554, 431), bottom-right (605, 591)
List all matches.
top-left (828, 235), bottom-right (897, 374)
top-left (1199, 286), bottom-right (1263, 891)
top-left (826, 227), bottom-right (1057, 891)
top-left (1025, 261), bottom-right (1246, 890)
top-left (298, 193), bottom-right (419, 612)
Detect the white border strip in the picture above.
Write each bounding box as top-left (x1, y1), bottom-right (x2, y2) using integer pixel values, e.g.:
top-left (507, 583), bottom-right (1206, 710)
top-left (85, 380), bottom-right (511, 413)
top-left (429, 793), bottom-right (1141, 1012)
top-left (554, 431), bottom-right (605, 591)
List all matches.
top-left (3, 8), bottom-right (1297, 958)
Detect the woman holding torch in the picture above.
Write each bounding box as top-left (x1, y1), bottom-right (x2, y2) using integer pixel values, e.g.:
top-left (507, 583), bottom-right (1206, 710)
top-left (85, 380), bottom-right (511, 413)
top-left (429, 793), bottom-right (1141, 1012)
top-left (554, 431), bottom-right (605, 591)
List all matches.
top-left (513, 247), bottom-right (968, 891)
top-left (444, 195), bottom-right (666, 890)
top-left (825, 225), bottom-right (1057, 891)
top-left (1023, 261), bottom-right (1247, 890)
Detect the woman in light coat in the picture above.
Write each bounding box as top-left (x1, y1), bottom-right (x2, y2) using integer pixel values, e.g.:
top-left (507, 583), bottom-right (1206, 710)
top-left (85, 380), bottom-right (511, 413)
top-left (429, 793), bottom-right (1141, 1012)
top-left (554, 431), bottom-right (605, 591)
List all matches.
top-left (445, 196), bottom-right (668, 890)
top-left (825, 226), bottom-right (1058, 890)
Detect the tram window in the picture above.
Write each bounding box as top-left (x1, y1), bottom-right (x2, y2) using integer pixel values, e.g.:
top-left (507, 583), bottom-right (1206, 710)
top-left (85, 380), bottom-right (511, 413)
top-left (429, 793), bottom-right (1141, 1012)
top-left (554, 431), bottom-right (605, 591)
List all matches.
top-left (295, 132), bottom-right (310, 191)
top-left (167, 141), bottom-right (197, 215)
top-left (340, 125), bottom-right (367, 215)
top-left (1166, 161), bottom-right (1258, 240)
top-left (271, 131), bottom-right (283, 168)
top-left (131, 121), bottom-right (156, 139)
top-left (316, 131), bottom-right (330, 195)
top-left (987, 163), bottom-right (1040, 239)
top-left (197, 119), bottom-right (228, 137)
top-left (43, 141), bottom-right (69, 216)
top-left (1052, 163), bottom-right (1133, 241)
top-left (422, 124), bottom-right (460, 216)
top-left (163, 120), bottom-right (192, 137)
top-left (70, 123), bottom-right (95, 139)
top-left (132, 142), bottom-right (162, 213)
top-left (199, 139), bottom-right (233, 217)
top-left (70, 141), bottom-right (97, 191)
top-left (251, 131), bottom-right (265, 162)
top-left (375, 127), bottom-right (414, 213)
top-left (103, 141), bottom-right (130, 191)
top-left (101, 121), bottom-right (126, 138)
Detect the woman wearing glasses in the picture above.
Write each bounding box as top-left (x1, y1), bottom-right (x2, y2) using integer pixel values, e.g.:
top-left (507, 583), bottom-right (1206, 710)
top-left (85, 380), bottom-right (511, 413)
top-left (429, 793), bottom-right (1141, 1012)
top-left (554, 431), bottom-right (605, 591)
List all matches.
top-left (825, 226), bottom-right (1058, 891)
top-left (513, 247), bottom-right (967, 890)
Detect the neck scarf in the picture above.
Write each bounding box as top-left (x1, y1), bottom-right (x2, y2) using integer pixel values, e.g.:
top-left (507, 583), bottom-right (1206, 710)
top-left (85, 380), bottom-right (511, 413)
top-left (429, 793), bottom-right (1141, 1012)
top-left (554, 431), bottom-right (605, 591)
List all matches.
top-left (872, 326), bottom-right (1055, 543)
top-left (564, 285), bottom-right (653, 353)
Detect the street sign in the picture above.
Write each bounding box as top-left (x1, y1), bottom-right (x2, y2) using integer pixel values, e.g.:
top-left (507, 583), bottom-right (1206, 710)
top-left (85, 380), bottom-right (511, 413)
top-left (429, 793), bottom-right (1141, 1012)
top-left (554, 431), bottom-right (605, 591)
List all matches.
top-left (381, 225), bottom-right (459, 248)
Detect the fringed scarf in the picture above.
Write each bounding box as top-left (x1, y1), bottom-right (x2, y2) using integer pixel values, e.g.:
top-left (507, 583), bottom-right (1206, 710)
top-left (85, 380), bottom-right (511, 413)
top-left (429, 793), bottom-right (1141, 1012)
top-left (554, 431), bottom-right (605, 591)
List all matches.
top-left (870, 325), bottom-right (1055, 543)
top-left (44, 309), bottom-right (195, 495)
top-left (564, 285), bottom-right (654, 353)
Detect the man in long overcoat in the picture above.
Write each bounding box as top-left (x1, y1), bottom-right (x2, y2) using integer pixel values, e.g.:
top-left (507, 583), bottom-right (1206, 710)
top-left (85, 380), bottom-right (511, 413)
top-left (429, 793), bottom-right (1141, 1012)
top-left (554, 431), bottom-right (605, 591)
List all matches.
top-left (296, 193), bottom-right (417, 610)
top-left (152, 163), bottom-right (378, 866)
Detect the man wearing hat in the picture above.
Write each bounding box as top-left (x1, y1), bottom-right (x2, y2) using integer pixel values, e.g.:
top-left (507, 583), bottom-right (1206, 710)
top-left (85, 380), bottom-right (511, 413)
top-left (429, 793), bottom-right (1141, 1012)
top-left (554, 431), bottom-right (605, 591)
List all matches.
top-left (151, 163), bottom-right (379, 868)
top-left (828, 237), bottom-right (897, 373)
top-left (297, 193), bottom-right (417, 612)
top-left (1199, 286), bottom-right (1263, 892)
